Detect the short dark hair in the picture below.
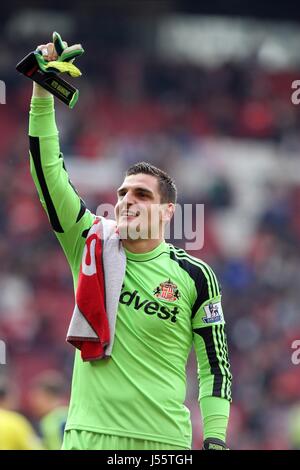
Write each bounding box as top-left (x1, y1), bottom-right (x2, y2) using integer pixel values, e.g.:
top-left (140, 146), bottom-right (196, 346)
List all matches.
top-left (125, 162), bottom-right (177, 204)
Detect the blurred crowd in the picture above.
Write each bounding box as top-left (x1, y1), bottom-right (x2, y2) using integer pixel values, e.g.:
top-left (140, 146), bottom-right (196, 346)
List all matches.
top-left (1, 41), bottom-right (300, 450)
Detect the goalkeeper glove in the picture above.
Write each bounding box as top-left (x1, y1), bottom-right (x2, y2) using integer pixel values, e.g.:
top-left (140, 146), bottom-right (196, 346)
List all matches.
top-left (202, 438), bottom-right (229, 450)
top-left (16, 31), bottom-right (84, 108)
top-left (35, 31), bottom-right (84, 78)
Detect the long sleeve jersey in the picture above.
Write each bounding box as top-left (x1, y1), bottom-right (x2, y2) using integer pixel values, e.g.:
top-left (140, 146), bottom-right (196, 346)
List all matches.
top-left (28, 96), bottom-right (232, 449)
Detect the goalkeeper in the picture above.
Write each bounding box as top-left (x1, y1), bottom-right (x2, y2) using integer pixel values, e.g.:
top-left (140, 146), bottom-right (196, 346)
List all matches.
top-left (28, 36), bottom-right (232, 451)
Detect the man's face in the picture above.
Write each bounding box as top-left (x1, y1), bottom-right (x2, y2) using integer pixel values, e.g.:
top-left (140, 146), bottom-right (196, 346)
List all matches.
top-left (115, 173), bottom-right (172, 240)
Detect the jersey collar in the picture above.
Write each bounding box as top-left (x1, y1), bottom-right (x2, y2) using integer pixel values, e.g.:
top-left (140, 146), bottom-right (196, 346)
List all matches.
top-left (124, 241), bottom-right (168, 262)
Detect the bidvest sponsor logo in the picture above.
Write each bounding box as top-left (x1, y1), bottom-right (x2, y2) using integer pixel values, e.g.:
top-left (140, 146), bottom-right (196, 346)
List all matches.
top-left (119, 289), bottom-right (180, 323)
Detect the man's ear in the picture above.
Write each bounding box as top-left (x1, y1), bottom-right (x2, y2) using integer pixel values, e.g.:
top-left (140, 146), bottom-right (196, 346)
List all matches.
top-left (161, 203), bottom-right (175, 223)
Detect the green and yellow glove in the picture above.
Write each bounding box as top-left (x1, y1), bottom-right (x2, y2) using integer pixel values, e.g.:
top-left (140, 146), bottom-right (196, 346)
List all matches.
top-left (35, 32), bottom-right (84, 78)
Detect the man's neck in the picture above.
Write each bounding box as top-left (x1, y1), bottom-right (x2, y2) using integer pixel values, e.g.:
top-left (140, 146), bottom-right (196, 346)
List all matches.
top-left (121, 238), bottom-right (164, 254)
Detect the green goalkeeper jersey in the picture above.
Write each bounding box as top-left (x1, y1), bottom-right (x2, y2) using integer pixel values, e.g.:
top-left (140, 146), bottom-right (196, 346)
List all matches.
top-left (29, 97), bottom-right (232, 449)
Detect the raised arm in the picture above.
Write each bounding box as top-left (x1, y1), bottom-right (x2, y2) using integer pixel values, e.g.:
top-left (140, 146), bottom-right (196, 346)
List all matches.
top-left (29, 54), bottom-right (95, 274)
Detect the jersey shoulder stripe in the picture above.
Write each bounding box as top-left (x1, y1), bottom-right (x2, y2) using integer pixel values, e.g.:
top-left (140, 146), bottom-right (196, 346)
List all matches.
top-left (169, 244), bottom-right (219, 318)
top-left (169, 245), bottom-right (220, 318)
top-left (171, 246), bottom-right (220, 298)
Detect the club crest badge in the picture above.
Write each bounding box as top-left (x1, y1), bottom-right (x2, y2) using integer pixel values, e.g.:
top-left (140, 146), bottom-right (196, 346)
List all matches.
top-left (153, 279), bottom-right (180, 302)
